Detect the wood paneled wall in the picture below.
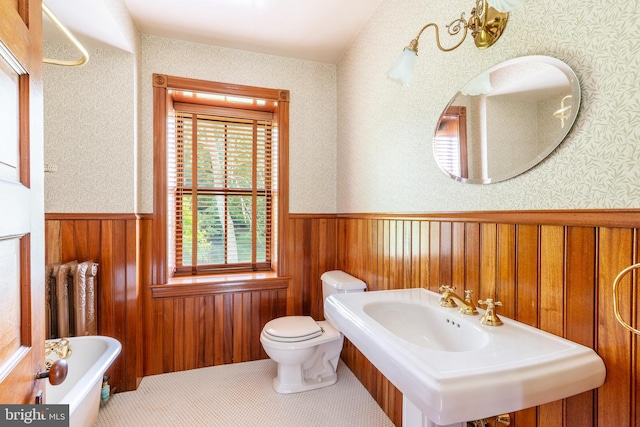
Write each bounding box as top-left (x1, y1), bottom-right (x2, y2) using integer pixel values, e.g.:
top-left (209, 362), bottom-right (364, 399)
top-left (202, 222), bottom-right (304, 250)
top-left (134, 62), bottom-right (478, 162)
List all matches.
top-left (45, 211), bottom-right (640, 427)
top-left (44, 214), bottom-right (142, 393)
top-left (290, 212), bottom-right (640, 427)
top-left (138, 218), bottom-right (288, 376)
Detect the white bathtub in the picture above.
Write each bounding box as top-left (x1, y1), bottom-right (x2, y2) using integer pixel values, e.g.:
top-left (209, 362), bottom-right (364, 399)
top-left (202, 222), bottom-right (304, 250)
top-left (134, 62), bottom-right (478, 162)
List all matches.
top-left (45, 336), bottom-right (121, 427)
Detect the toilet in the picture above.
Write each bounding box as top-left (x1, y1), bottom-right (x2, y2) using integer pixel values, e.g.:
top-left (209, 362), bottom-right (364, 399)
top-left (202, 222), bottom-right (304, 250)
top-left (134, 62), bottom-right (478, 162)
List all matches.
top-left (260, 270), bottom-right (367, 393)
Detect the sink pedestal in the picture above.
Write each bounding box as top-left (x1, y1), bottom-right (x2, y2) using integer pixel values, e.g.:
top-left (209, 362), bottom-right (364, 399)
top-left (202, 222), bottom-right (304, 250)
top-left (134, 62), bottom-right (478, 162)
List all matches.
top-left (403, 396), bottom-right (464, 427)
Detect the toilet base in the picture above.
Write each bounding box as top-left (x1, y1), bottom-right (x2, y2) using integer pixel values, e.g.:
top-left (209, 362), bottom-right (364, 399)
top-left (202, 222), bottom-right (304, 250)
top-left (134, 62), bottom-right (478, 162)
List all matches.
top-left (270, 330), bottom-right (343, 394)
top-left (270, 343), bottom-right (342, 394)
top-left (273, 371), bottom-right (338, 394)
top-left (261, 320), bottom-right (345, 394)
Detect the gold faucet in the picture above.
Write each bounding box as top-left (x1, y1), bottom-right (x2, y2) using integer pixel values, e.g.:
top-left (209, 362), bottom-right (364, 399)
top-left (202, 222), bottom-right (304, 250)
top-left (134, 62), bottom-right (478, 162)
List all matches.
top-left (46, 338), bottom-right (72, 360)
top-left (439, 286), bottom-right (479, 315)
top-left (477, 299), bottom-right (503, 326)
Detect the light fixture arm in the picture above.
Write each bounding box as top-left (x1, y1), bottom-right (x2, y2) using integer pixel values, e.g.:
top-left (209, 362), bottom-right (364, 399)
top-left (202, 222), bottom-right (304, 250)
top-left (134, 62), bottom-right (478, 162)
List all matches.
top-left (386, 0), bottom-right (521, 86)
top-left (407, 0), bottom-right (507, 55)
top-left (409, 13), bottom-right (469, 54)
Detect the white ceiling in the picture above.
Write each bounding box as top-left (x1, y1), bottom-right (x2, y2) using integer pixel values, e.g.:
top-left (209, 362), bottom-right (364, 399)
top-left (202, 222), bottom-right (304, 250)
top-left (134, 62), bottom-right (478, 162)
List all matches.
top-left (42, 0), bottom-right (384, 63)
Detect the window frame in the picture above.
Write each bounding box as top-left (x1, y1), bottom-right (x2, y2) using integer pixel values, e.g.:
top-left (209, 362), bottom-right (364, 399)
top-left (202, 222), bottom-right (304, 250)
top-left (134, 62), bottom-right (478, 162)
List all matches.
top-left (172, 110), bottom-right (274, 274)
top-left (151, 74), bottom-right (290, 295)
top-left (434, 106), bottom-right (468, 179)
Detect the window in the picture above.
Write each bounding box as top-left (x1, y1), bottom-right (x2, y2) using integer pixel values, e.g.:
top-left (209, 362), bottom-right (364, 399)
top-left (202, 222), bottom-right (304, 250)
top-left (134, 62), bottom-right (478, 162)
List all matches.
top-left (153, 75), bottom-right (289, 284)
top-left (434, 106), bottom-right (468, 178)
top-left (172, 106), bottom-right (275, 274)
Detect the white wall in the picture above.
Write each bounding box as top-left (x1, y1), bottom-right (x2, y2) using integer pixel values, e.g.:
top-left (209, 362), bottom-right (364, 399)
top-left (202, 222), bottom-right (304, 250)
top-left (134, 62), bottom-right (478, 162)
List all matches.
top-left (336, 0), bottom-right (640, 211)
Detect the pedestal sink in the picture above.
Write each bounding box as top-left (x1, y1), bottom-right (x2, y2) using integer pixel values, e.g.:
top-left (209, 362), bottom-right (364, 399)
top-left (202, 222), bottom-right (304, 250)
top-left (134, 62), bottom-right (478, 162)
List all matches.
top-left (324, 288), bottom-right (606, 427)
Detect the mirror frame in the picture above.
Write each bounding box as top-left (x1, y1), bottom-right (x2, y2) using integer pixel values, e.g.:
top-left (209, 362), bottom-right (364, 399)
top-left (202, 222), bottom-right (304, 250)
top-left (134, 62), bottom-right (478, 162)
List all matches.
top-left (433, 55), bottom-right (581, 184)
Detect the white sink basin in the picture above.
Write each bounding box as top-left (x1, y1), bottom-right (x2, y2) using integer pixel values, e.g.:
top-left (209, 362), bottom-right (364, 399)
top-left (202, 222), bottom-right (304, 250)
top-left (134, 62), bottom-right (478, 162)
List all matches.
top-left (364, 301), bottom-right (489, 352)
top-left (325, 288), bottom-right (606, 425)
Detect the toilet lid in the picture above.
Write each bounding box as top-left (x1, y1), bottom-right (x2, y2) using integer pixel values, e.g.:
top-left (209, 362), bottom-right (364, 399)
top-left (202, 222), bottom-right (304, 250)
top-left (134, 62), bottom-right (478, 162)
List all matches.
top-left (263, 316), bottom-right (323, 342)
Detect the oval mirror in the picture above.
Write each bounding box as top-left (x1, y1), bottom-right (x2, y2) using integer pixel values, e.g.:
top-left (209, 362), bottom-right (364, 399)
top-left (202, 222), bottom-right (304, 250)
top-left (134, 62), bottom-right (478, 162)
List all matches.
top-left (433, 55), bottom-right (580, 184)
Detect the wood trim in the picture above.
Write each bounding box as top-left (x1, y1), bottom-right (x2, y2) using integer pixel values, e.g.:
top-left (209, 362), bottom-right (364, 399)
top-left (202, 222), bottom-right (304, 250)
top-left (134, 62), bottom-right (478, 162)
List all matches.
top-left (153, 83), bottom-right (168, 284)
top-left (329, 210), bottom-right (640, 228)
top-left (154, 73), bottom-right (288, 102)
top-left (19, 74), bottom-right (30, 187)
top-left (45, 213), bottom-right (140, 220)
top-left (289, 213), bottom-right (338, 219)
top-left (150, 277), bottom-right (290, 299)
top-left (153, 74), bottom-right (290, 284)
top-left (276, 93), bottom-right (290, 278)
top-left (173, 102), bottom-right (274, 120)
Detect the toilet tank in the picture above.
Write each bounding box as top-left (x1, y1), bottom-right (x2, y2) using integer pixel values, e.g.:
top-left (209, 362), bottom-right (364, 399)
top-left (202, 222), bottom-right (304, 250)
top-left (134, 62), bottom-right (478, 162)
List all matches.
top-left (321, 270), bottom-right (367, 303)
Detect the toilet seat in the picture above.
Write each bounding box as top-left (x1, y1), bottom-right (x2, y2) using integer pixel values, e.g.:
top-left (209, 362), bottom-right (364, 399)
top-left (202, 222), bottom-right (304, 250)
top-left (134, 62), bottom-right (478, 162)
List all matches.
top-left (263, 316), bottom-right (323, 343)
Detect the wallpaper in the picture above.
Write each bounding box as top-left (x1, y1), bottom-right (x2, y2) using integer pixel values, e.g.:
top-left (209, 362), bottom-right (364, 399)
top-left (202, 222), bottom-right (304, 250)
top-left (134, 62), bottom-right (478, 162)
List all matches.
top-left (43, 0), bottom-right (640, 214)
top-left (43, 0), bottom-right (140, 213)
top-left (336, 0), bottom-right (640, 211)
top-left (43, 42), bottom-right (137, 213)
top-left (44, 33), bottom-right (337, 214)
top-left (139, 34), bottom-right (338, 214)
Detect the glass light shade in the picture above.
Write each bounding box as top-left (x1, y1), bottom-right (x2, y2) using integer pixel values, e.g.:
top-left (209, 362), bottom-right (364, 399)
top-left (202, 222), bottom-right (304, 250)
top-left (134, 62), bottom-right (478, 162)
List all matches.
top-left (487, 0), bottom-right (527, 12)
top-left (460, 71), bottom-right (493, 95)
top-left (386, 48), bottom-right (418, 87)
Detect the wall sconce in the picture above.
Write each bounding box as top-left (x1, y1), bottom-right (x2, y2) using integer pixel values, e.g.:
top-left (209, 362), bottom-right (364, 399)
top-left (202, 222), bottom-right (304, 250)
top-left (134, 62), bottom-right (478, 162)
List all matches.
top-left (386, 0), bottom-right (526, 86)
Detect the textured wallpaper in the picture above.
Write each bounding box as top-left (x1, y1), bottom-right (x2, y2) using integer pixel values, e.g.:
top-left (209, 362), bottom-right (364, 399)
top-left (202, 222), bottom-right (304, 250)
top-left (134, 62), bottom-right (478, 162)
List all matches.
top-left (43, 42), bottom-right (137, 213)
top-left (139, 35), bottom-right (338, 214)
top-left (336, 0), bottom-right (640, 211)
top-left (43, 0), bottom-right (140, 213)
top-left (44, 0), bottom-right (640, 214)
top-left (44, 33), bottom-right (337, 214)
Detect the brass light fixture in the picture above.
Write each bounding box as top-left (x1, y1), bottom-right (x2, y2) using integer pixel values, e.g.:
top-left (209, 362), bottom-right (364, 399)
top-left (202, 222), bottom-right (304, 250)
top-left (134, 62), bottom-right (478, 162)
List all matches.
top-left (386, 0), bottom-right (526, 86)
top-left (553, 95), bottom-right (573, 128)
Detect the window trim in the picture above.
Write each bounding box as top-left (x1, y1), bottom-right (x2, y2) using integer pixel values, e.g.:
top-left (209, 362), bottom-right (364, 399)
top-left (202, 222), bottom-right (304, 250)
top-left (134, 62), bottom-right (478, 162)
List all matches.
top-left (152, 74), bottom-right (290, 292)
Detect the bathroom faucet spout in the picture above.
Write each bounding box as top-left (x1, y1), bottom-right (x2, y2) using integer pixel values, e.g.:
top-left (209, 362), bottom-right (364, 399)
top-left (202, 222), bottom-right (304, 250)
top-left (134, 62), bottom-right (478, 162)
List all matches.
top-left (439, 287), bottom-right (479, 315)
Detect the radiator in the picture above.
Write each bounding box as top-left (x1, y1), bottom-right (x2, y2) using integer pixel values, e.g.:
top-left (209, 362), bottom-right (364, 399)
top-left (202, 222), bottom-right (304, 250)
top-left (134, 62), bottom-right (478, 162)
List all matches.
top-left (46, 260), bottom-right (98, 339)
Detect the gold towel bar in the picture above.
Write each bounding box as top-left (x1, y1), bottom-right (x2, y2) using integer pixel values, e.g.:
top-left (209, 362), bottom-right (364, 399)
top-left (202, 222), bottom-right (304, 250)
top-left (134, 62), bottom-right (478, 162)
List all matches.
top-left (613, 262), bottom-right (640, 335)
top-left (42, 2), bottom-right (89, 66)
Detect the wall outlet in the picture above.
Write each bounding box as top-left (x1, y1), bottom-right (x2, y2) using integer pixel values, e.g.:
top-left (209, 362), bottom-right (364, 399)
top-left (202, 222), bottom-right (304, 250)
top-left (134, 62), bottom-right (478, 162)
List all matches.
top-left (44, 163), bottom-right (58, 173)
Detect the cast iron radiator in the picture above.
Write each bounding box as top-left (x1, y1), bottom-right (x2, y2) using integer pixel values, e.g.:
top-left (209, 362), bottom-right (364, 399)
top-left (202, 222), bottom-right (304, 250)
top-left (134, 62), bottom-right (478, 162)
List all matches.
top-left (45, 260), bottom-right (98, 339)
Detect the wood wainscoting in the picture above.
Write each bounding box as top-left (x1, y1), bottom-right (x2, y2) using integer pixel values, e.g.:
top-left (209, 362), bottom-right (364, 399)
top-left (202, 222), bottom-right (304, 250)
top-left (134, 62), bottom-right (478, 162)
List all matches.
top-left (44, 214), bottom-right (288, 392)
top-left (291, 211), bottom-right (640, 427)
top-left (138, 217), bottom-right (288, 376)
top-left (44, 213), bottom-right (142, 393)
top-left (46, 210), bottom-right (640, 426)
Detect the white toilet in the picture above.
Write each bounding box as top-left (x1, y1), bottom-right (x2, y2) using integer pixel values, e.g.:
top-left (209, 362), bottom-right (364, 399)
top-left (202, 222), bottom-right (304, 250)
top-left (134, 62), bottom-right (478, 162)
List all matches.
top-left (260, 270), bottom-right (367, 394)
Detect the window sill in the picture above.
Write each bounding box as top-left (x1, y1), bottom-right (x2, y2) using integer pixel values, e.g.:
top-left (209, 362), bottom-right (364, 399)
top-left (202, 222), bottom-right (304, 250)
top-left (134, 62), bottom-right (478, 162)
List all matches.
top-left (150, 271), bottom-right (290, 299)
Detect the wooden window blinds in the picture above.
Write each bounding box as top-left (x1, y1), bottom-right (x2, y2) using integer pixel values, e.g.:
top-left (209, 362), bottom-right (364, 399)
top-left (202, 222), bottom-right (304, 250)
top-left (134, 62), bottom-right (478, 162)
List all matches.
top-left (169, 104), bottom-right (275, 274)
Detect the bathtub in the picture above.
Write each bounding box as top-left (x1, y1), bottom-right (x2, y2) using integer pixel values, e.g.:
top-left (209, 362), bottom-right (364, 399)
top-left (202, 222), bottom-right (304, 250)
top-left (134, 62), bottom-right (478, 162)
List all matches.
top-left (45, 336), bottom-right (121, 427)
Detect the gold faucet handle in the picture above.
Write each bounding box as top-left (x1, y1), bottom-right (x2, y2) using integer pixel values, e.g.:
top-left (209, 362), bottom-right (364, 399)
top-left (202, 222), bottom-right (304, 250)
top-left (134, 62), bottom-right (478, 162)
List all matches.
top-left (464, 289), bottom-right (474, 302)
top-left (438, 285), bottom-right (456, 293)
top-left (460, 289), bottom-right (479, 315)
top-left (477, 298), bottom-right (503, 326)
top-left (477, 298), bottom-right (502, 307)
